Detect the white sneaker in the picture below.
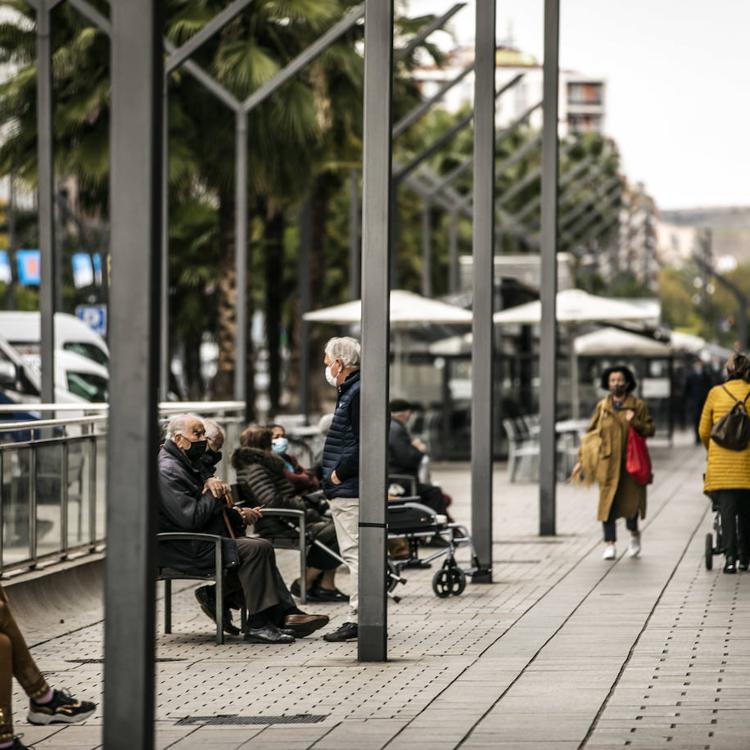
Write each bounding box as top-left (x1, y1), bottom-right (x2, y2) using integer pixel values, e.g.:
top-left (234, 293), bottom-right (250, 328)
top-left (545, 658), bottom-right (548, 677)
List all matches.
top-left (627, 534), bottom-right (641, 558)
top-left (602, 544), bottom-right (616, 560)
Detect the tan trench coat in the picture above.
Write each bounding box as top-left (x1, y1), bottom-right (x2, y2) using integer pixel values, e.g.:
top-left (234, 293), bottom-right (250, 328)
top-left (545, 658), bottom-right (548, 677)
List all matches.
top-left (583, 394), bottom-right (655, 522)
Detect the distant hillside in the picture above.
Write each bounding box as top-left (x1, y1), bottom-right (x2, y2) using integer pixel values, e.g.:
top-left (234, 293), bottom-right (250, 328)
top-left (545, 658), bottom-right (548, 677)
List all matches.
top-left (661, 207), bottom-right (750, 263)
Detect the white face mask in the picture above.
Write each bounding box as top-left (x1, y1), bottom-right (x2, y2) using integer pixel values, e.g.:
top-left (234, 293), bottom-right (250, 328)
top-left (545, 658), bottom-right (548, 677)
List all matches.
top-left (325, 364), bottom-right (338, 387)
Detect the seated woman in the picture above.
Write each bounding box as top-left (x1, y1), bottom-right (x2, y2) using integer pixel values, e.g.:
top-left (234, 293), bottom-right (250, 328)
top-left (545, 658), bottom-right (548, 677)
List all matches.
top-left (233, 426), bottom-right (346, 603)
top-left (269, 423), bottom-right (320, 495)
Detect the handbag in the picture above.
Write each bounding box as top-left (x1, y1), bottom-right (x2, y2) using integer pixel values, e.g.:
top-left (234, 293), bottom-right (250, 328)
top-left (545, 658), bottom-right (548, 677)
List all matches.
top-left (626, 426), bottom-right (652, 486)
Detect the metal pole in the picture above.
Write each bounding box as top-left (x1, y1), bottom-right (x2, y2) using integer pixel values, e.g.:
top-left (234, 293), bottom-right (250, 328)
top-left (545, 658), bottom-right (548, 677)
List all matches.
top-left (539, 0), bottom-right (560, 537)
top-left (299, 197), bottom-right (312, 422)
top-left (235, 110), bottom-right (248, 409)
top-left (470, 0), bottom-right (496, 584)
top-left (358, 0), bottom-right (393, 663)
top-left (105, 1), bottom-right (162, 747)
top-left (349, 169), bottom-right (361, 299)
top-left (159, 79), bottom-right (169, 400)
top-left (421, 200), bottom-right (432, 297)
top-left (448, 209), bottom-right (459, 294)
top-left (36, 0), bottom-right (56, 405)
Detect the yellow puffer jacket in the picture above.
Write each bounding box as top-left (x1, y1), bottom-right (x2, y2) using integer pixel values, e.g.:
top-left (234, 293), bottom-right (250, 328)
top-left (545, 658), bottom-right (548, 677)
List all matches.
top-left (699, 379), bottom-right (750, 492)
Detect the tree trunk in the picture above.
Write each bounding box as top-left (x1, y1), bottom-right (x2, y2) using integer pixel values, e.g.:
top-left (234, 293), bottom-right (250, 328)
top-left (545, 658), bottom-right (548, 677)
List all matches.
top-left (211, 189), bottom-right (238, 400)
top-left (264, 210), bottom-right (285, 415)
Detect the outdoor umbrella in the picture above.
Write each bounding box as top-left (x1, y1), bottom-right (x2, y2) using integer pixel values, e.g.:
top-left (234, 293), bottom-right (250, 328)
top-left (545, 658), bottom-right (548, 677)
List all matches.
top-left (492, 288), bottom-right (658, 325)
top-left (303, 289), bottom-right (473, 326)
top-left (303, 290), bottom-right (472, 393)
top-left (493, 289), bottom-right (659, 418)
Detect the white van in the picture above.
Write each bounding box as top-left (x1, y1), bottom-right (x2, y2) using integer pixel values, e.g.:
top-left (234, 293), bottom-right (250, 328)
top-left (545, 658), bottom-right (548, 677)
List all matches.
top-left (0, 311), bottom-right (109, 371)
top-left (0, 336), bottom-right (108, 405)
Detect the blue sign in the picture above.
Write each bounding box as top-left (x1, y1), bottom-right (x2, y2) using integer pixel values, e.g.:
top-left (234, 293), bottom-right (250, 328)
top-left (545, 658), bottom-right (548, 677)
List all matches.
top-left (16, 249), bottom-right (40, 285)
top-left (72, 253), bottom-right (94, 288)
top-left (0, 251), bottom-right (10, 284)
top-left (76, 304), bottom-right (107, 336)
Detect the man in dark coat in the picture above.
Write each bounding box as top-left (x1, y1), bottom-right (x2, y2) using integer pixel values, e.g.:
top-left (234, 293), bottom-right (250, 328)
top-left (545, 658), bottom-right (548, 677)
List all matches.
top-left (158, 414), bottom-right (328, 643)
top-left (388, 399), bottom-right (453, 521)
top-left (320, 337), bottom-right (361, 642)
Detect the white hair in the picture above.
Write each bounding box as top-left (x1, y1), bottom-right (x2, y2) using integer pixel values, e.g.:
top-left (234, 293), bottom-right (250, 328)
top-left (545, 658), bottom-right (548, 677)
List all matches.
top-left (325, 336), bottom-right (361, 369)
top-left (165, 413), bottom-right (203, 441)
top-left (202, 418), bottom-right (224, 443)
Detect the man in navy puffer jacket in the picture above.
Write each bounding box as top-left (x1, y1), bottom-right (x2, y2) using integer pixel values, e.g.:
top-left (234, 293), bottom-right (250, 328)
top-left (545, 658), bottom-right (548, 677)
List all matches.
top-left (320, 337), bottom-right (361, 642)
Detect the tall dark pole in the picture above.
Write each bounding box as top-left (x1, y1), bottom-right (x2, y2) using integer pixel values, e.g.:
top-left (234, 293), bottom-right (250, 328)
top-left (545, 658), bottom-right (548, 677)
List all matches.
top-left (36, 0), bottom-right (56, 404)
top-left (349, 169), bottom-right (361, 299)
top-left (448, 208), bottom-right (459, 294)
top-left (235, 110), bottom-right (248, 409)
top-left (421, 200), bottom-right (432, 297)
top-left (159, 80), bottom-right (169, 400)
top-left (299, 197), bottom-right (312, 421)
top-left (539, 0), bottom-right (560, 536)
top-left (358, 0), bottom-right (393, 662)
top-left (105, 1), bottom-right (162, 747)
top-left (470, 0), bottom-right (496, 583)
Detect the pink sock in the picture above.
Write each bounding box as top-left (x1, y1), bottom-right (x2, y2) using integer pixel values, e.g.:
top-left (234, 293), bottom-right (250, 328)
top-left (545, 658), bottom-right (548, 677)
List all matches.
top-left (0, 740), bottom-right (14, 749)
top-left (37, 688), bottom-right (54, 704)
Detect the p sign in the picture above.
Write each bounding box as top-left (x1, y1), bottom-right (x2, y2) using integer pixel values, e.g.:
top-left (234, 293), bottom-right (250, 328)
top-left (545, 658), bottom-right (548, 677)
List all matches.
top-left (76, 304), bottom-right (108, 336)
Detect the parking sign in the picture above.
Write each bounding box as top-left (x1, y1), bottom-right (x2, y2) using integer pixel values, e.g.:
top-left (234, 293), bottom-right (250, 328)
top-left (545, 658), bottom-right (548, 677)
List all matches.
top-left (76, 304), bottom-right (108, 336)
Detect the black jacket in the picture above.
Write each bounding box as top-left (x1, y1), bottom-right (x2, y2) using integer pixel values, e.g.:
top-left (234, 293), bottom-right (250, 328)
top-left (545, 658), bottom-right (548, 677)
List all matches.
top-left (157, 440), bottom-right (235, 574)
top-left (321, 370), bottom-right (360, 499)
top-left (388, 417), bottom-right (424, 477)
top-left (232, 447), bottom-right (323, 538)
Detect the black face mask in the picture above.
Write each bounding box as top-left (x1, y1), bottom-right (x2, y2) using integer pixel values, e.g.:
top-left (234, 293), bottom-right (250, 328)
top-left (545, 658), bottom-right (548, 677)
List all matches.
top-left (611, 385), bottom-right (627, 397)
top-left (185, 440), bottom-right (207, 462)
top-left (204, 448), bottom-right (222, 466)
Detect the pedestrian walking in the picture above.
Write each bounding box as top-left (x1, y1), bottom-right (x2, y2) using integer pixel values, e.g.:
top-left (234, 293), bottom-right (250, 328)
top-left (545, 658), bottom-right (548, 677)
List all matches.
top-left (573, 365), bottom-right (655, 560)
top-left (699, 352), bottom-right (750, 574)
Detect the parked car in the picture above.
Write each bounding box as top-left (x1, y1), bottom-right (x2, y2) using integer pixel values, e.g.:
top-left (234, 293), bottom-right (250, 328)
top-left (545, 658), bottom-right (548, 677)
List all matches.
top-left (0, 311), bottom-right (109, 370)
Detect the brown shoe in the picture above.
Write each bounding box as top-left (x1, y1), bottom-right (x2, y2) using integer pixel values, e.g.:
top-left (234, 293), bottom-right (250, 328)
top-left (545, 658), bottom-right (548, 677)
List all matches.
top-left (282, 613), bottom-right (330, 638)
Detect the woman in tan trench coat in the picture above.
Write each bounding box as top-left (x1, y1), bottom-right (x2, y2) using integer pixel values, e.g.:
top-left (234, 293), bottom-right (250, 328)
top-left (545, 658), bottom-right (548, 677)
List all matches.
top-left (573, 366), bottom-right (655, 560)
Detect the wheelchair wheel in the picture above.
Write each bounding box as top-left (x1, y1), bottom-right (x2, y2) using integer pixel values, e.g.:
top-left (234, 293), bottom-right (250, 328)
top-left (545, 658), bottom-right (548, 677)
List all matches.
top-left (705, 532), bottom-right (714, 571)
top-left (432, 566), bottom-right (466, 598)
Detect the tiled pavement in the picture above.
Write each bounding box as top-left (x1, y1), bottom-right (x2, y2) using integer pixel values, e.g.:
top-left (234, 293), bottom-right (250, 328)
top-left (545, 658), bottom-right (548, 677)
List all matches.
top-left (9, 437), bottom-right (750, 749)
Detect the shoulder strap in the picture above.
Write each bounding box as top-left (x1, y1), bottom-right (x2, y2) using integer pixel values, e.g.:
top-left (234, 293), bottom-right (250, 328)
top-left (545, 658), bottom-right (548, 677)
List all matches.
top-left (720, 384), bottom-right (750, 406)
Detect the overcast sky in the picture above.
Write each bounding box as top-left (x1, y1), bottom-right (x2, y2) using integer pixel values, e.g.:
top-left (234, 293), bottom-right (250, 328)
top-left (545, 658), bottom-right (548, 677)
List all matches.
top-left (407, 0), bottom-right (750, 211)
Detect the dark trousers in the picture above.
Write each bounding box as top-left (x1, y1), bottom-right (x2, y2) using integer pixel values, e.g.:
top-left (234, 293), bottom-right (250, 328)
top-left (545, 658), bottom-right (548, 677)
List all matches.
top-left (222, 537), bottom-right (297, 625)
top-left (602, 502), bottom-right (639, 543)
top-left (714, 489), bottom-right (750, 561)
top-left (0, 585), bottom-right (50, 743)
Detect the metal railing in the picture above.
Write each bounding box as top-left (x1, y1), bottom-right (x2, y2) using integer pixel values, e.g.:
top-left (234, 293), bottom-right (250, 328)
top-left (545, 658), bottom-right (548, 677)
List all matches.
top-left (0, 401), bottom-right (246, 577)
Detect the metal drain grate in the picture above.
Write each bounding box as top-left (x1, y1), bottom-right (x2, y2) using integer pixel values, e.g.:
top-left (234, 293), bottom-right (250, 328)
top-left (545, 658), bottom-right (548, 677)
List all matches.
top-left (177, 714), bottom-right (328, 726)
top-left (67, 658), bottom-right (187, 664)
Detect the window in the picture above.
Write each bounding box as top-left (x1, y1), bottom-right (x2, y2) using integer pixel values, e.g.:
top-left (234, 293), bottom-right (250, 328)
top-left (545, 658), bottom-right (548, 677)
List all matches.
top-left (67, 371), bottom-right (108, 402)
top-left (63, 341), bottom-right (109, 366)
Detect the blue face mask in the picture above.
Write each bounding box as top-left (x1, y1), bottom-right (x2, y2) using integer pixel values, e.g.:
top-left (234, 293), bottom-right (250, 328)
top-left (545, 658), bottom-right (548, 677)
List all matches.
top-left (272, 437), bottom-right (289, 455)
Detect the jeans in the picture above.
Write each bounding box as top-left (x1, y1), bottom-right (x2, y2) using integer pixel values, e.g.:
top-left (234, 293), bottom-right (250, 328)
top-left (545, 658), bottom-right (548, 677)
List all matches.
top-left (713, 489), bottom-right (750, 561)
top-left (602, 502), bottom-right (639, 543)
top-left (0, 585), bottom-right (50, 743)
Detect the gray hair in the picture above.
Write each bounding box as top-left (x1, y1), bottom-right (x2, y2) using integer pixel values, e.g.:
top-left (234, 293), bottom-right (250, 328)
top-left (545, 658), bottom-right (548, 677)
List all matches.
top-left (203, 418), bottom-right (224, 443)
top-left (165, 413), bottom-right (203, 441)
top-left (325, 336), bottom-right (361, 369)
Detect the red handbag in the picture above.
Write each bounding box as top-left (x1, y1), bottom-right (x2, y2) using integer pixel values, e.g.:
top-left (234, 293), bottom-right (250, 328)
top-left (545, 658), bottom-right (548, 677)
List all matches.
top-left (626, 426), bottom-right (652, 486)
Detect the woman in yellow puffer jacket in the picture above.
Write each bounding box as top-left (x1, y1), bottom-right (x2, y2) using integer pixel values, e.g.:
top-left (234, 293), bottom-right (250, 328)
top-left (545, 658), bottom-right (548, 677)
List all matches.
top-left (699, 352), bottom-right (750, 574)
